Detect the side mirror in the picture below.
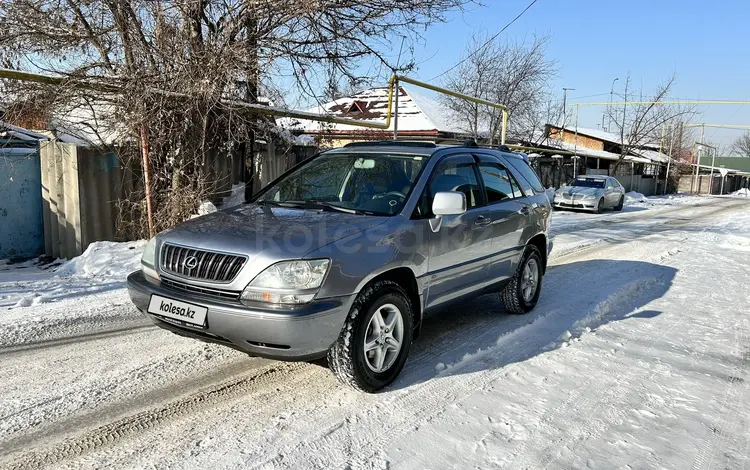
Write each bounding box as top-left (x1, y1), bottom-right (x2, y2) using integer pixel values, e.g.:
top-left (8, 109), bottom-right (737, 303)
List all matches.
top-left (429, 192), bottom-right (466, 233)
top-left (432, 191), bottom-right (466, 216)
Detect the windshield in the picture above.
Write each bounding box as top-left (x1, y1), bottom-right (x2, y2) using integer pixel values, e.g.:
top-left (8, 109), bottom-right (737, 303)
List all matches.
top-left (570, 178), bottom-right (605, 188)
top-left (255, 152), bottom-right (427, 215)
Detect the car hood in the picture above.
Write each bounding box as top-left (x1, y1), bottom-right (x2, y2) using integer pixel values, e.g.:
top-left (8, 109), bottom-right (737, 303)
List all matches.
top-left (156, 204), bottom-right (388, 288)
top-left (558, 186), bottom-right (603, 197)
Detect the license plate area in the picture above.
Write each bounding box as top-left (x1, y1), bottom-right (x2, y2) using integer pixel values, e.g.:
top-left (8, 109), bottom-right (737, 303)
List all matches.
top-left (147, 294), bottom-right (208, 327)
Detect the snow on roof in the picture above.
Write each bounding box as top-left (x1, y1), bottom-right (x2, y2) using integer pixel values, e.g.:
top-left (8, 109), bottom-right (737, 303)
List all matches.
top-left (0, 120), bottom-right (49, 142)
top-left (549, 124), bottom-right (660, 150)
top-left (278, 86), bottom-right (469, 135)
top-left (540, 138), bottom-right (663, 165)
top-left (0, 147), bottom-right (38, 155)
top-left (633, 149), bottom-right (670, 164)
top-left (48, 100), bottom-right (124, 146)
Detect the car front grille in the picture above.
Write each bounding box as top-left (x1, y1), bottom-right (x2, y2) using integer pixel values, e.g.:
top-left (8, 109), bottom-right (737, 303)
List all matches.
top-left (160, 277), bottom-right (241, 300)
top-left (160, 243), bottom-right (247, 283)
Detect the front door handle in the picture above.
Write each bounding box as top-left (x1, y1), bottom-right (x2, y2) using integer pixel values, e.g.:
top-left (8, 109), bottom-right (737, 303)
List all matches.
top-left (474, 215), bottom-right (492, 227)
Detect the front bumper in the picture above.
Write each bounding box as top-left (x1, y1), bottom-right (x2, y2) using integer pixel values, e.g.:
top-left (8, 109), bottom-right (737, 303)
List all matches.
top-left (553, 198), bottom-right (597, 211)
top-left (126, 271), bottom-right (354, 361)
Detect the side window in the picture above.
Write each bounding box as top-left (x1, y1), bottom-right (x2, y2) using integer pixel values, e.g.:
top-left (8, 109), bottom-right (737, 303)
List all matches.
top-left (415, 160), bottom-right (482, 217)
top-left (505, 156), bottom-right (545, 194)
top-left (479, 163), bottom-right (522, 204)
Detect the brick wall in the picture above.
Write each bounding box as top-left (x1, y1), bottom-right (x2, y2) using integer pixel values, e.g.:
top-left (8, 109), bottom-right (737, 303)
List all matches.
top-left (547, 127), bottom-right (604, 150)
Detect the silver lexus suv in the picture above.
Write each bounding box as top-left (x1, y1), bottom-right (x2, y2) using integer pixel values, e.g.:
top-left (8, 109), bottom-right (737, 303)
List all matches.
top-left (127, 141), bottom-right (552, 392)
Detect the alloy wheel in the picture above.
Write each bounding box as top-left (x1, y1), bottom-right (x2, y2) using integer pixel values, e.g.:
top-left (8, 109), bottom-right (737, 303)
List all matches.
top-left (363, 303), bottom-right (404, 373)
top-left (521, 258), bottom-right (539, 302)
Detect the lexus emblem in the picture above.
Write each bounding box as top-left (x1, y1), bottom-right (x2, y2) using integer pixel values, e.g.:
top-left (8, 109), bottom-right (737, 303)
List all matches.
top-left (184, 256), bottom-right (199, 269)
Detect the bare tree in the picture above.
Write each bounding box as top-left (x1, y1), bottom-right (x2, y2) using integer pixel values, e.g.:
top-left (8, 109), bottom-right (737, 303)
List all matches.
top-left (0, 0), bottom-right (476, 237)
top-left (732, 131), bottom-right (750, 157)
top-left (606, 74), bottom-right (696, 172)
top-left (440, 33), bottom-right (558, 143)
top-left (513, 97), bottom-right (562, 146)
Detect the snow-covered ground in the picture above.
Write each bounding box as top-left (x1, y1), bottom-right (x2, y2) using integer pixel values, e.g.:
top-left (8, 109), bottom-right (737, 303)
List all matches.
top-left (1, 194), bottom-right (749, 469)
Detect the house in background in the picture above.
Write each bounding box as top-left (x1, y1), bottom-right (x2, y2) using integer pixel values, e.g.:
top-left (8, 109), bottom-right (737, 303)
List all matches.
top-left (522, 124), bottom-right (670, 194)
top-left (280, 86), bottom-right (473, 147)
top-left (679, 156), bottom-right (750, 195)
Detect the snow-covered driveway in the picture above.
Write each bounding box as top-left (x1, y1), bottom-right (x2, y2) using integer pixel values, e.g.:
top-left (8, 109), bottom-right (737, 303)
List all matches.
top-left (1, 196), bottom-right (749, 469)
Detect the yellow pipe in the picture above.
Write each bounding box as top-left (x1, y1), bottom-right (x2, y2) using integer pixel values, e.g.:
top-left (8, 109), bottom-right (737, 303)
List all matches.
top-left (683, 123), bottom-right (750, 129)
top-left (571, 100), bottom-right (750, 107)
top-left (397, 75), bottom-right (509, 144)
top-left (0, 68), bottom-right (510, 143)
top-left (507, 145), bottom-right (580, 156)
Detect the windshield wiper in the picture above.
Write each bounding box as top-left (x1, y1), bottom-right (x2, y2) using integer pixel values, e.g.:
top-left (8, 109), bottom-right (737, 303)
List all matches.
top-left (284, 200), bottom-right (374, 215)
top-left (256, 200), bottom-right (305, 208)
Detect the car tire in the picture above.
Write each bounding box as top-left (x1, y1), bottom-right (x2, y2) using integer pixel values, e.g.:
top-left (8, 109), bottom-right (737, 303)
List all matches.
top-left (595, 198), bottom-right (604, 214)
top-left (614, 196), bottom-right (624, 211)
top-left (501, 245), bottom-right (543, 315)
top-left (328, 280), bottom-right (413, 392)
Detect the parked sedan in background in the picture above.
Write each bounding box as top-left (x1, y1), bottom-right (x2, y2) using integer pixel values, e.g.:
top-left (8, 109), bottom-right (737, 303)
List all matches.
top-left (553, 175), bottom-right (625, 213)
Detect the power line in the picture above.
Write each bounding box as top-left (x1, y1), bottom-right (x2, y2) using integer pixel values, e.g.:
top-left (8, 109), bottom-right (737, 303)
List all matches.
top-left (427, 0), bottom-right (539, 82)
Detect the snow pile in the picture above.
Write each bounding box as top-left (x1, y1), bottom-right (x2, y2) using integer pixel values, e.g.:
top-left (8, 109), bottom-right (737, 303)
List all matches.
top-left (2, 240), bottom-right (145, 309)
top-left (625, 191), bottom-right (648, 203)
top-left (731, 188), bottom-right (750, 197)
top-left (190, 200), bottom-right (218, 219)
top-left (270, 125), bottom-right (316, 146)
top-left (55, 240), bottom-right (145, 279)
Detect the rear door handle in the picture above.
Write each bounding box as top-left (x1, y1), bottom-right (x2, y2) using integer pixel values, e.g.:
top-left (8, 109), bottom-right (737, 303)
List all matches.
top-left (474, 215), bottom-right (492, 227)
top-left (518, 206), bottom-right (531, 216)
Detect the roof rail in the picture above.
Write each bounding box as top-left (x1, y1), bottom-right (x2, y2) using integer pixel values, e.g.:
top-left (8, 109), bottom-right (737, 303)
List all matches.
top-left (343, 140), bottom-right (437, 148)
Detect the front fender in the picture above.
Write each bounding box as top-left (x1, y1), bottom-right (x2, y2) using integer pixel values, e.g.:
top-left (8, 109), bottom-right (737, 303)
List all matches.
top-left (306, 218), bottom-right (428, 299)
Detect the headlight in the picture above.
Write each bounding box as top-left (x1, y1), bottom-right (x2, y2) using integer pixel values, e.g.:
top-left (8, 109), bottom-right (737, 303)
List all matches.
top-left (241, 259), bottom-right (330, 305)
top-left (141, 237), bottom-right (159, 280)
top-left (582, 194), bottom-right (597, 199)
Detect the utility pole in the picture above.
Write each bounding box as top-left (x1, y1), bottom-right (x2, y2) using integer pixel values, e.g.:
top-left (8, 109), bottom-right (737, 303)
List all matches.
top-left (562, 88), bottom-right (575, 127)
top-left (561, 88), bottom-right (575, 143)
top-left (607, 77), bottom-right (619, 131)
top-left (664, 123), bottom-right (676, 195)
top-left (693, 124), bottom-right (705, 193)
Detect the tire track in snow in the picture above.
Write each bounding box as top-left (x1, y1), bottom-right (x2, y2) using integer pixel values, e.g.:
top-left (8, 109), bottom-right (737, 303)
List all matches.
top-left (506, 281), bottom-right (683, 468)
top-left (243, 200), bottom-right (750, 469)
top-left (691, 312), bottom-right (750, 469)
top-left (2, 361), bottom-right (310, 470)
top-left (250, 325), bottom-right (545, 469)
top-left (506, 203), bottom-right (747, 468)
top-left (205, 201), bottom-right (750, 469)
top-left (550, 201), bottom-right (748, 265)
top-left (6, 199), bottom-right (747, 468)
top-left (248, 272), bottom-right (672, 469)
top-left (525, 203), bottom-right (748, 468)
top-left (0, 323), bottom-right (155, 357)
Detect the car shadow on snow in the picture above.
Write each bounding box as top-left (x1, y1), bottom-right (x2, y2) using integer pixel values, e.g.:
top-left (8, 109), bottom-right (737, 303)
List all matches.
top-left (390, 259), bottom-right (677, 391)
